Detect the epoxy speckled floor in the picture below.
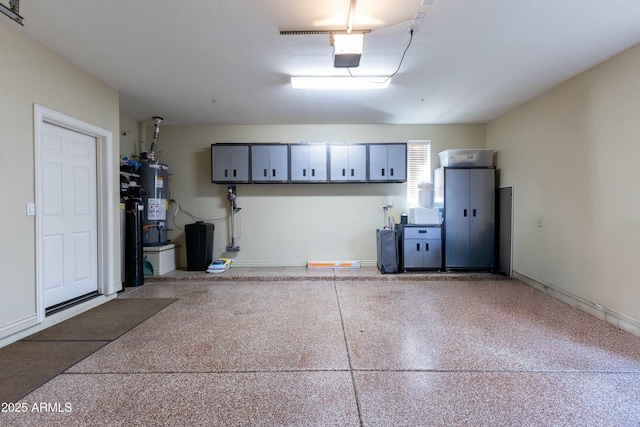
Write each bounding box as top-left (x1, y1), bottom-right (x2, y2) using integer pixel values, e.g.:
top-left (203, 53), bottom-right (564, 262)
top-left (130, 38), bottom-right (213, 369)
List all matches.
top-left (4, 267), bottom-right (640, 426)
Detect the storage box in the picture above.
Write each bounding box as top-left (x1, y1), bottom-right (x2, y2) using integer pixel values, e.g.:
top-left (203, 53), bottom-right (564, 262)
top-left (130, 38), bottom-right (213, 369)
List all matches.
top-left (409, 207), bottom-right (441, 225)
top-left (438, 149), bottom-right (495, 167)
top-left (143, 244), bottom-right (176, 276)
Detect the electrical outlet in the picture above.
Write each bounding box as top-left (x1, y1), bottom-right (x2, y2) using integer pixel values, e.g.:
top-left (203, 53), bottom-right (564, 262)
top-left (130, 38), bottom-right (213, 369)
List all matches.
top-left (26, 203), bottom-right (35, 216)
top-left (387, 195), bottom-right (393, 207)
top-left (412, 12), bottom-right (425, 24)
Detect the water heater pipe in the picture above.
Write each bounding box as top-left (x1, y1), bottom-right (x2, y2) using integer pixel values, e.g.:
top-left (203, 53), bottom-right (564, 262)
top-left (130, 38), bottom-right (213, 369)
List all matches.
top-left (147, 116), bottom-right (163, 161)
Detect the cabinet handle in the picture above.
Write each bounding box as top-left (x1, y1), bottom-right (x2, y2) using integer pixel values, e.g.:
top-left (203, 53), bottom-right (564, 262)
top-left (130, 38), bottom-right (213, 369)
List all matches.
top-left (272, 169), bottom-right (276, 177)
top-left (464, 209), bottom-right (468, 217)
top-left (418, 229), bottom-right (427, 234)
top-left (425, 243), bottom-right (429, 252)
top-left (416, 243), bottom-right (420, 252)
top-left (390, 168), bottom-right (394, 176)
top-left (233, 169), bottom-right (237, 178)
top-left (263, 169), bottom-right (268, 177)
top-left (303, 169), bottom-right (307, 177)
top-left (381, 168), bottom-right (385, 176)
top-left (224, 169), bottom-right (229, 178)
top-left (351, 168), bottom-right (355, 177)
top-left (311, 169), bottom-right (315, 177)
top-left (342, 168), bottom-right (346, 177)
top-left (473, 209), bottom-right (477, 217)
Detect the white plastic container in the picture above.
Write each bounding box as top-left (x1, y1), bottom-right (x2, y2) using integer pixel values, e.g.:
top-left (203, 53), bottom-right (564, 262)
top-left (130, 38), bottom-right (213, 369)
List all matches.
top-left (409, 207), bottom-right (441, 225)
top-left (439, 149), bottom-right (495, 167)
top-left (143, 244), bottom-right (176, 276)
top-left (417, 181), bottom-right (434, 208)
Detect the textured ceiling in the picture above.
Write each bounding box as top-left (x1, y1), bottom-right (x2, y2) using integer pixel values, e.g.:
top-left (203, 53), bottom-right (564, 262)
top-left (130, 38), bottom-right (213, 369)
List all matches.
top-left (12, 0), bottom-right (640, 125)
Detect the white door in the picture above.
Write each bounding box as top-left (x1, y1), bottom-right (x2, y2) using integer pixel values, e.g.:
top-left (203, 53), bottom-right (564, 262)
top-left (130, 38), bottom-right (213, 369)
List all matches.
top-left (40, 122), bottom-right (98, 308)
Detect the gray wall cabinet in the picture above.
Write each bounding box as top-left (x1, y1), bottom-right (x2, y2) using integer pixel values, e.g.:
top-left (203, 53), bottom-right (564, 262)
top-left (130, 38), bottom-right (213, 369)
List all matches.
top-left (250, 144), bottom-right (289, 182)
top-left (329, 144), bottom-right (367, 182)
top-left (212, 143), bottom-right (405, 184)
top-left (211, 144), bottom-right (250, 183)
top-left (290, 144), bottom-right (328, 182)
top-left (437, 167), bottom-right (495, 269)
top-left (368, 143), bottom-right (407, 182)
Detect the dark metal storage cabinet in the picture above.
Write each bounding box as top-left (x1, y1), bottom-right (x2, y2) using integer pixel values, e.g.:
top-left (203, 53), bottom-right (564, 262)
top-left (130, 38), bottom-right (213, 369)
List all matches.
top-left (398, 224), bottom-right (442, 271)
top-left (436, 167), bottom-right (495, 269)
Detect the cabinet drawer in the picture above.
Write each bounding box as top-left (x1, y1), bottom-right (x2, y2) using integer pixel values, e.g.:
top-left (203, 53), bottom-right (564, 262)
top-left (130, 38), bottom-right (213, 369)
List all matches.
top-left (403, 227), bottom-right (441, 239)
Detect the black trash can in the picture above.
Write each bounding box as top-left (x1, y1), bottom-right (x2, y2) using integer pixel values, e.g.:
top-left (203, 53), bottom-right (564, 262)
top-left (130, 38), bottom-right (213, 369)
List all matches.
top-left (185, 222), bottom-right (214, 271)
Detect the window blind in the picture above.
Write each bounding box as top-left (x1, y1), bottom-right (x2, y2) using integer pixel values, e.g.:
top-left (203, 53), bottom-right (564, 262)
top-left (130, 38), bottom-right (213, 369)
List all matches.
top-left (406, 141), bottom-right (431, 206)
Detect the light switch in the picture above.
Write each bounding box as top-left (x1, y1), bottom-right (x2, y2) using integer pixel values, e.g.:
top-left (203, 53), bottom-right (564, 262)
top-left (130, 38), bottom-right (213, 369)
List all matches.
top-left (27, 203), bottom-right (36, 216)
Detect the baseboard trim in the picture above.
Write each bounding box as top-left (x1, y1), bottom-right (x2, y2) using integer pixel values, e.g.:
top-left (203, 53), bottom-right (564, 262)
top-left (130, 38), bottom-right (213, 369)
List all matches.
top-left (513, 270), bottom-right (640, 338)
top-left (206, 260), bottom-right (378, 268)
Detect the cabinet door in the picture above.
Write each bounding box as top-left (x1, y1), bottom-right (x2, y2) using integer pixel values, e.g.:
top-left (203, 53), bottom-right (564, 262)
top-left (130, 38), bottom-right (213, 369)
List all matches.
top-left (290, 145), bottom-right (309, 181)
top-left (212, 145), bottom-right (249, 182)
top-left (444, 168), bottom-right (470, 267)
top-left (251, 145), bottom-right (271, 181)
top-left (329, 145), bottom-right (349, 182)
top-left (469, 168), bottom-right (495, 267)
top-left (422, 239), bottom-right (442, 268)
top-left (368, 144), bottom-right (388, 181)
top-left (227, 146), bottom-right (249, 182)
top-left (403, 239), bottom-right (423, 269)
top-left (386, 144), bottom-right (406, 181)
top-left (269, 145), bottom-right (289, 181)
top-left (307, 144), bottom-right (328, 181)
top-left (348, 145), bottom-right (367, 181)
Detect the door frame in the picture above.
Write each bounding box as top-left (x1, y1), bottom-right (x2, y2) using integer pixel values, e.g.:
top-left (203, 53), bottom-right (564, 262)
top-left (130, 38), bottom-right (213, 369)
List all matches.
top-left (34, 105), bottom-right (115, 322)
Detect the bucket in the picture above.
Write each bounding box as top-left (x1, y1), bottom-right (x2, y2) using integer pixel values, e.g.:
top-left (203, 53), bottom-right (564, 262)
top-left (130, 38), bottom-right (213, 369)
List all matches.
top-left (417, 182), bottom-right (434, 208)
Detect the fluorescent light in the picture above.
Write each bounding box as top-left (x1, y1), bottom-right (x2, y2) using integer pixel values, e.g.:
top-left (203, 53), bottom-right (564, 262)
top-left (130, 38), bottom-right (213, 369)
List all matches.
top-left (291, 76), bottom-right (391, 90)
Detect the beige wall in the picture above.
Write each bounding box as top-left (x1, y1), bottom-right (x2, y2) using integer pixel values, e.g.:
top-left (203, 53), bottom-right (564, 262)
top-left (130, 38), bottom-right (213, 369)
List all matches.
top-left (487, 43), bottom-right (640, 321)
top-left (154, 124), bottom-right (486, 267)
top-left (0, 22), bottom-right (120, 341)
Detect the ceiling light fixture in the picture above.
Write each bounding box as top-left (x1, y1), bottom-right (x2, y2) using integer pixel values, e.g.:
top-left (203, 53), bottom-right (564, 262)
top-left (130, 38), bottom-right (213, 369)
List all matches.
top-left (291, 76), bottom-right (390, 90)
top-left (0, 0), bottom-right (23, 25)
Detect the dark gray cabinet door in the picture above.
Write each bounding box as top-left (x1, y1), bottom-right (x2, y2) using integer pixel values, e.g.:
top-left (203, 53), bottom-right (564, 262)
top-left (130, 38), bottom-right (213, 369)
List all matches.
top-left (444, 169), bottom-right (471, 267)
top-left (469, 168), bottom-right (495, 267)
